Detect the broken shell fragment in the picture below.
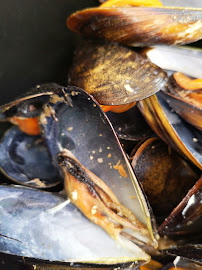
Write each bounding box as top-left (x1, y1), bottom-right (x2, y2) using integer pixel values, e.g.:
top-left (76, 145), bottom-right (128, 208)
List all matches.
top-left (67, 6), bottom-right (202, 46)
top-left (68, 40), bottom-right (167, 105)
top-left (39, 86), bottom-right (158, 250)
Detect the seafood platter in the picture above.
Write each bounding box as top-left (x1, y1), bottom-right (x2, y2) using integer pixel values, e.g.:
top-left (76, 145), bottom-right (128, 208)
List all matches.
top-left (0, 0), bottom-right (201, 269)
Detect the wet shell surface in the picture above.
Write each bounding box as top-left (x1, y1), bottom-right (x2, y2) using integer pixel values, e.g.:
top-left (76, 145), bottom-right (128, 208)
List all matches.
top-left (68, 39), bottom-right (167, 105)
top-left (67, 6), bottom-right (202, 46)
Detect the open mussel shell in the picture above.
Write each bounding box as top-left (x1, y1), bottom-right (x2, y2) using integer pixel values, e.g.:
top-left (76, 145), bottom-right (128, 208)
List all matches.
top-left (39, 86), bottom-right (158, 250)
top-left (164, 245), bottom-right (202, 266)
top-left (0, 83), bottom-right (61, 118)
top-left (0, 126), bottom-right (61, 188)
top-left (131, 137), bottom-right (200, 224)
top-left (144, 46), bottom-right (202, 79)
top-left (67, 7), bottom-right (202, 47)
top-left (106, 105), bottom-right (155, 141)
top-left (144, 46), bottom-right (202, 130)
top-left (158, 176), bottom-right (202, 237)
top-left (68, 39), bottom-right (167, 105)
top-left (160, 90), bottom-right (202, 131)
top-left (138, 92), bottom-right (202, 170)
top-left (0, 185), bottom-right (149, 266)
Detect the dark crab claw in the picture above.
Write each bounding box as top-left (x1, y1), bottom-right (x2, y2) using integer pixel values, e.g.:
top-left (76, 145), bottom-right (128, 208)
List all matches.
top-left (0, 126), bottom-right (61, 188)
top-left (0, 83), bottom-right (62, 135)
top-left (39, 86), bottom-right (158, 253)
top-left (68, 39), bottom-right (167, 105)
top-left (67, 6), bottom-right (202, 47)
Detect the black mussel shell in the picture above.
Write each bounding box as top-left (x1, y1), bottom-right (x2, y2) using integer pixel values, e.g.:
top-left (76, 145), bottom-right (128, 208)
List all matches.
top-left (131, 137), bottom-right (200, 224)
top-left (0, 83), bottom-right (62, 119)
top-left (138, 92), bottom-right (202, 170)
top-left (0, 126), bottom-right (61, 188)
top-left (68, 39), bottom-right (167, 105)
top-left (39, 85), bottom-right (158, 249)
top-left (158, 176), bottom-right (202, 236)
top-left (107, 105), bottom-right (155, 141)
top-left (67, 6), bottom-right (202, 47)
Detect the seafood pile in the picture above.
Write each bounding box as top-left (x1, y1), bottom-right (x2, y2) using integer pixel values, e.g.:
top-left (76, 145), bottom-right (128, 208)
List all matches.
top-left (0, 0), bottom-right (201, 269)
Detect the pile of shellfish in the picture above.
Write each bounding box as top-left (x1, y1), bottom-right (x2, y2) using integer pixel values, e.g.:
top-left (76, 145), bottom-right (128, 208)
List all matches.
top-left (0, 0), bottom-right (201, 269)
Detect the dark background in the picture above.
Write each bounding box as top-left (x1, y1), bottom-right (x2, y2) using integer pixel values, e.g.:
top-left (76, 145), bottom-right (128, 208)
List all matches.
top-left (0, 1), bottom-right (201, 106)
top-left (0, 0), bottom-right (97, 105)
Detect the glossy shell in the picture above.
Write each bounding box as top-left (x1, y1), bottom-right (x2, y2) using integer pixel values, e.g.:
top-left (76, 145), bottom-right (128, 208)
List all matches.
top-left (138, 92), bottom-right (202, 170)
top-left (67, 7), bottom-right (202, 46)
top-left (131, 137), bottom-right (199, 223)
top-left (68, 40), bottom-right (167, 105)
top-left (0, 185), bottom-right (149, 266)
top-left (39, 86), bottom-right (158, 249)
top-left (0, 126), bottom-right (61, 188)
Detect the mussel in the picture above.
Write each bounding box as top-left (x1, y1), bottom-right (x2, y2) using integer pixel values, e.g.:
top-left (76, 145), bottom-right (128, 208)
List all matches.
top-left (0, 83), bottom-right (61, 135)
top-left (0, 126), bottom-right (61, 188)
top-left (67, 4), bottom-right (202, 46)
top-left (139, 46), bottom-right (202, 170)
top-left (68, 39), bottom-right (167, 105)
top-left (0, 85), bottom-right (160, 267)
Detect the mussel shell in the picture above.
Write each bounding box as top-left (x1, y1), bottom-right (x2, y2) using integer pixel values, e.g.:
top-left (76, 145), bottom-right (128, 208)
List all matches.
top-left (144, 46), bottom-right (202, 79)
top-left (138, 92), bottom-right (202, 170)
top-left (160, 90), bottom-right (202, 131)
top-left (164, 245), bottom-right (202, 265)
top-left (131, 137), bottom-right (199, 223)
top-left (144, 46), bottom-right (202, 131)
top-left (106, 106), bottom-right (155, 141)
top-left (158, 176), bottom-right (202, 236)
top-left (68, 39), bottom-right (167, 105)
top-left (0, 184), bottom-right (149, 266)
top-left (39, 86), bottom-right (157, 246)
top-left (0, 126), bottom-right (61, 188)
top-left (67, 7), bottom-right (202, 46)
top-left (0, 83), bottom-right (61, 118)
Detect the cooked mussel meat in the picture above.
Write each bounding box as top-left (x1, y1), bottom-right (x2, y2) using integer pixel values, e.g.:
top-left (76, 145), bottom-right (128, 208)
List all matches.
top-left (161, 72), bottom-right (202, 130)
top-left (0, 83), bottom-right (62, 135)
